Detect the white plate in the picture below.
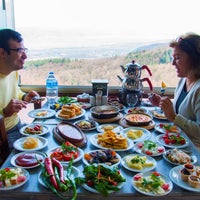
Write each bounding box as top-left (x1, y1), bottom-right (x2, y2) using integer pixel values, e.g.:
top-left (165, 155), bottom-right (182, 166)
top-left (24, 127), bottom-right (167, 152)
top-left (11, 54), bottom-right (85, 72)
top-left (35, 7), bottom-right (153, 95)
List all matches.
top-left (89, 134), bottom-right (133, 152)
top-left (28, 108), bottom-right (56, 119)
top-left (121, 127), bottom-right (151, 142)
top-left (38, 164), bottom-right (80, 188)
top-left (97, 123), bottom-right (123, 133)
top-left (163, 149), bottom-right (197, 165)
top-left (155, 123), bottom-right (181, 134)
top-left (0, 167), bottom-right (29, 190)
top-left (20, 124), bottom-right (50, 136)
top-left (82, 149), bottom-right (121, 167)
top-left (47, 146), bottom-right (83, 164)
top-left (169, 165), bottom-right (200, 192)
top-left (134, 141), bottom-right (165, 157)
top-left (132, 171), bottom-right (173, 196)
top-left (73, 120), bottom-right (98, 131)
top-left (151, 109), bottom-right (168, 120)
top-left (121, 153), bottom-right (156, 172)
top-left (55, 109), bottom-right (86, 120)
top-left (125, 107), bottom-right (148, 114)
top-left (10, 151), bottom-right (45, 169)
top-left (13, 136), bottom-right (48, 151)
top-left (156, 134), bottom-right (189, 148)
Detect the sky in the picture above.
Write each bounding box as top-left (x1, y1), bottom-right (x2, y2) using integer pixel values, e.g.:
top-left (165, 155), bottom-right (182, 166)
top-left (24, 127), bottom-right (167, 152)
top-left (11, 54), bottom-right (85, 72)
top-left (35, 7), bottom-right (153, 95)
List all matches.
top-left (13, 0), bottom-right (200, 49)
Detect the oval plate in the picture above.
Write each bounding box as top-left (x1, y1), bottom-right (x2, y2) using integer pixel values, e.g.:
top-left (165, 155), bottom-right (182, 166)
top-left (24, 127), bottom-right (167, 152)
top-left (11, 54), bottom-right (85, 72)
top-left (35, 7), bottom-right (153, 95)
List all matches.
top-left (74, 119), bottom-right (98, 131)
top-left (0, 167), bottom-right (29, 190)
top-left (163, 149), bottom-right (197, 165)
top-left (156, 134), bottom-right (189, 149)
top-left (132, 171), bottom-right (173, 196)
top-left (155, 123), bottom-right (181, 134)
top-left (82, 149), bottom-right (121, 167)
top-left (121, 153), bottom-right (156, 173)
top-left (55, 109), bottom-right (86, 121)
top-left (97, 123), bottom-right (123, 133)
top-left (20, 124), bottom-right (50, 136)
top-left (13, 136), bottom-right (48, 151)
top-left (121, 127), bottom-right (151, 142)
top-left (10, 151), bottom-right (46, 169)
top-left (169, 165), bottom-right (200, 192)
top-left (47, 146), bottom-right (83, 164)
top-left (28, 108), bottom-right (56, 119)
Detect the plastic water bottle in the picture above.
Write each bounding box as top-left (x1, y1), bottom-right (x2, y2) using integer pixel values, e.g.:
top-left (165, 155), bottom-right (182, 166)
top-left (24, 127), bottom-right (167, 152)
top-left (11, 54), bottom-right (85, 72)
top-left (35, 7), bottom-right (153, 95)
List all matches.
top-left (46, 72), bottom-right (58, 106)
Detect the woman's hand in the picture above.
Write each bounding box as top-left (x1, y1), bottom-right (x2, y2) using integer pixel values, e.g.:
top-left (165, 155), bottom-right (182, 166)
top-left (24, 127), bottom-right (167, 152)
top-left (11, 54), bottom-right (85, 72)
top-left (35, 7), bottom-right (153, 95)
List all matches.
top-left (3, 99), bottom-right (28, 117)
top-left (148, 93), bottom-right (161, 107)
top-left (159, 97), bottom-right (176, 122)
top-left (23, 90), bottom-right (40, 102)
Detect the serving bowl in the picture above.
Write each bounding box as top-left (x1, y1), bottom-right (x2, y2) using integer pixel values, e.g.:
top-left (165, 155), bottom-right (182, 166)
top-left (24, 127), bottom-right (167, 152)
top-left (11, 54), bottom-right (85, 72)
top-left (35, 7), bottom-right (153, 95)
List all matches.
top-left (124, 113), bottom-right (152, 126)
top-left (90, 105), bottom-right (119, 119)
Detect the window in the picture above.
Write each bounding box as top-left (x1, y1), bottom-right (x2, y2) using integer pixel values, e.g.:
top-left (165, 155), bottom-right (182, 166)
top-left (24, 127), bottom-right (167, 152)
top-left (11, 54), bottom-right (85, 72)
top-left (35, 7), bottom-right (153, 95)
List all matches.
top-left (1, 0), bottom-right (200, 93)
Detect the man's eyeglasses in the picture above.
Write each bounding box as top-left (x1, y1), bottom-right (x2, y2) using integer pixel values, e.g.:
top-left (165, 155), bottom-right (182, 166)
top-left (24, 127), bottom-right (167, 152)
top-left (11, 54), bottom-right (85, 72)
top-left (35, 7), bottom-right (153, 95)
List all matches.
top-left (7, 48), bottom-right (28, 54)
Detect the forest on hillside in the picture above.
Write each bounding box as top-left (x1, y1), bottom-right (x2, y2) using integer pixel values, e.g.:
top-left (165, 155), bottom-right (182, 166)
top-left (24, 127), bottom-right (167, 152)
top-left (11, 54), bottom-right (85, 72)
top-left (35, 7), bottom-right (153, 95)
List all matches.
top-left (19, 45), bottom-right (179, 88)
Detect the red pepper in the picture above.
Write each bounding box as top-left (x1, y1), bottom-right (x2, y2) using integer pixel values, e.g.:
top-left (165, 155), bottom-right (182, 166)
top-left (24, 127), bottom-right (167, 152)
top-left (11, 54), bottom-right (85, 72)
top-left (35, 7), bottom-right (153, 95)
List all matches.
top-left (51, 157), bottom-right (65, 184)
top-left (44, 157), bottom-right (59, 189)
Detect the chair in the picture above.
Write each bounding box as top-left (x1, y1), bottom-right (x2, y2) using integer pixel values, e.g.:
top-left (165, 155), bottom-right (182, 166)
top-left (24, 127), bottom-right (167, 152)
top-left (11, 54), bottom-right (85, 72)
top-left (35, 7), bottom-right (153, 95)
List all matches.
top-left (0, 115), bottom-right (10, 166)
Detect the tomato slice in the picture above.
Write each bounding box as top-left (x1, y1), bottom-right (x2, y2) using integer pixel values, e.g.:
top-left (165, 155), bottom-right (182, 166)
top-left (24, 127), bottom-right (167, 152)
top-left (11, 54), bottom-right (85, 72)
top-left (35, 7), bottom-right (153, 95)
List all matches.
top-left (50, 151), bottom-right (63, 161)
top-left (62, 152), bottom-right (75, 161)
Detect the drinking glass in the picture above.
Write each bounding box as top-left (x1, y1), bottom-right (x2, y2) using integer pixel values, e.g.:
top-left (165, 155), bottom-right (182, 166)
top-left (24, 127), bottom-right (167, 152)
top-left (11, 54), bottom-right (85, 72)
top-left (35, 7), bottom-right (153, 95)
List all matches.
top-left (126, 93), bottom-right (138, 107)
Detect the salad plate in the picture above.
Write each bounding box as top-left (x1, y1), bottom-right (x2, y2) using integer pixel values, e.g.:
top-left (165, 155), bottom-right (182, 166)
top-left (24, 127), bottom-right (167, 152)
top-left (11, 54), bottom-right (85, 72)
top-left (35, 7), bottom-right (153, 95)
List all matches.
top-left (79, 164), bottom-right (125, 195)
top-left (134, 140), bottom-right (165, 157)
top-left (38, 164), bottom-right (80, 188)
top-left (47, 146), bottom-right (83, 164)
top-left (155, 123), bottom-right (181, 134)
top-left (121, 127), bottom-right (151, 142)
top-left (156, 133), bottom-right (189, 149)
top-left (169, 165), bottom-right (200, 192)
top-left (89, 134), bottom-right (133, 152)
top-left (82, 149), bottom-right (121, 167)
top-left (121, 154), bottom-right (156, 173)
top-left (10, 151), bottom-right (45, 169)
top-left (163, 149), bottom-right (197, 165)
top-left (132, 171), bottom-right (173, 196)
top-left (0, 167), bottom-right (29, 190)
top-left (28, 108), bottom-right (56, 119)
top-left (20, 124), bottom-right (50, 136)
top-left (55, 109), bottom-right (86, 121)
top-left (97, 123), bottom-right (123, 133)
top-left (13, 136), bottom-right (48, 151)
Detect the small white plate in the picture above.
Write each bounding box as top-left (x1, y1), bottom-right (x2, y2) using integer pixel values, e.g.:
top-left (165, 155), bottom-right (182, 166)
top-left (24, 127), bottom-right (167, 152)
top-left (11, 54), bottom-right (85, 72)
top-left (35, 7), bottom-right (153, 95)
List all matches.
top-left (97, 124), bottom-right (123, 133)
top-left (0, 167), bottom-right (29, 190)
top-left (55, 109), bottom-right (86, 120)
top-left (10, 151), bottom-right (45, 169)
top-left (89, 134), bottom-right (133, 152)
top-left (28, 108), bottom-right (56, 119)
top-left (163, 149), bottom-right (197, 165)
top-left (82, 149), bottom-right (121, 167)
top-left (47, 146), bottom-right (83, 164)
top-left (132, 171), bottom-right (173, 196)
top-left (121, 127), bottom-right (151, 142)
top-left (121, 154), bottom-right (156, 172)
top-left (125, 107), bottom-right (148, 114)
top-left (20, 124), bottom-right (50, 136)
top-left (151, 109), bottom-right (167, 120)
top-left (155, 123), bottom-right (181, 134)
top-left (156, 134), bottom-right (189, 149)
top-left (13, 136), bottom-right (48, 151)
top-left (134, 140), bottom-right (165, 157)
top-left (38, 164), bottom-right (80, 188)
top-left (74, 120), bottom-right (98, 131)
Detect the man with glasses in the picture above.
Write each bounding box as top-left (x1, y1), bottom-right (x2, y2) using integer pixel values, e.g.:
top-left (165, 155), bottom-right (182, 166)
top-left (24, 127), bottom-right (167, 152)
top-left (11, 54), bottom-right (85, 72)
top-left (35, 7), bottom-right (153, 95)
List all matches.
top-left (0, 28), bottom-right (39, 148)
